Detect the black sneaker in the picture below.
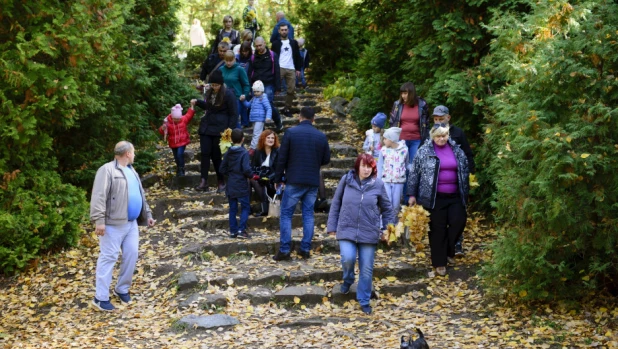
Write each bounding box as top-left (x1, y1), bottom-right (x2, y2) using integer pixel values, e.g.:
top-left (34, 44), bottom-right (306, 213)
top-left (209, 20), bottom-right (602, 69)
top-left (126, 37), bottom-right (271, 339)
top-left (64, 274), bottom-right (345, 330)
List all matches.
top-left (298, 250), bottom-right (310, 259)
top-left (272, 251), bottom-right (291, 261)
top-left (230, 231), bottom-right (238, 238)
top-left (455, 243), bottom-right (465, 257)
top-left (237, 231), bottom-right (250, 239)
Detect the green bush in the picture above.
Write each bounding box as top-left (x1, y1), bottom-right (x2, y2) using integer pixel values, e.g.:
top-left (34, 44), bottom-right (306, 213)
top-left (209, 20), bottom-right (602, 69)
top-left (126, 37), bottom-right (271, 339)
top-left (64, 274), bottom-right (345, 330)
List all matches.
top-left (296, 0), bottom-right (365, 81)
top-left (0, 0), bottom-right (193, 272)
top-left (480, 0), bottom-right (618, 300)
top-left (0, 171), bottom-right (88, 274)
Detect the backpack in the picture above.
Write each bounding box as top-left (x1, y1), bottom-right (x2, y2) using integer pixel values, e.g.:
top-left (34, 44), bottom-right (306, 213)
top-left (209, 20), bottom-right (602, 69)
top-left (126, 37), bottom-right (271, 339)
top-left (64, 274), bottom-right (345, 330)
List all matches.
top-left (250, 50), bottom-right (275, 78)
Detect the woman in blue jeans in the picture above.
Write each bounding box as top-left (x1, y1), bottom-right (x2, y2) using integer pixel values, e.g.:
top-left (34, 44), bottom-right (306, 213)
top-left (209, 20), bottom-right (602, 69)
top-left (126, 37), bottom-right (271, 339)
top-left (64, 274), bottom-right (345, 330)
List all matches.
top-left (326, 154), bottom-right (396, 315)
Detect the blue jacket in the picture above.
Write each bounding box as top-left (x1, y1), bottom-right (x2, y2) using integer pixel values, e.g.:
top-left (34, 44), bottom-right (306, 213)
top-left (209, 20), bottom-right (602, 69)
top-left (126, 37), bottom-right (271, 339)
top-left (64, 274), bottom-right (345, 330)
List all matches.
top-left (406, 139), bottom-right (470, 209)
top-left (219, 145), bottom-right (253, 199)
top-left (242, 95), bottom-right (272, 122)
top-left (327, 170), bottom-right (396, 244)
top-left (270, 18), bottom-right (294, 43)
top-left (275, 120), bottom-right (330, 186)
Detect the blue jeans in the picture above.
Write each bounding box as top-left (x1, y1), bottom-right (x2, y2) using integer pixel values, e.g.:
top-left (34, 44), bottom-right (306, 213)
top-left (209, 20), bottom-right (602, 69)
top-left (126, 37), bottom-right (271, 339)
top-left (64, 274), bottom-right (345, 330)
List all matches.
top-left (339, 240), bottom-right (376, 307)
top-left (229, 195), bottom-right (250, 233)
top-left (296, 67), bottom-right (306, 87)
top-left (403, 139), bottom-right (422, 202)
top-left (239, 98), bottom-right (249, 127)
top-left (171, 145), bottom-right (186, 168)
top-left (264, 84), bottom-right (282, 129)
top-left (279, 184), bottom-right (318, 254)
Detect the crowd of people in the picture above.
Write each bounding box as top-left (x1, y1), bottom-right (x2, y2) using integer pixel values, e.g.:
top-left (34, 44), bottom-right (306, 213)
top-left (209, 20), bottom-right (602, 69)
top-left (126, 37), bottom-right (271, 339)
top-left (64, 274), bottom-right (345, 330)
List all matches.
top-left (88, 6), bottom-right (475, 315)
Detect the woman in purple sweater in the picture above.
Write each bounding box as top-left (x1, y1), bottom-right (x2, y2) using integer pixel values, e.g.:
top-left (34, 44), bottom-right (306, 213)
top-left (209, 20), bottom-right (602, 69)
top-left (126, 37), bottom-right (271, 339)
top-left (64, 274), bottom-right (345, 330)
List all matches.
top-left (406, 124), bottom-right (470, 276)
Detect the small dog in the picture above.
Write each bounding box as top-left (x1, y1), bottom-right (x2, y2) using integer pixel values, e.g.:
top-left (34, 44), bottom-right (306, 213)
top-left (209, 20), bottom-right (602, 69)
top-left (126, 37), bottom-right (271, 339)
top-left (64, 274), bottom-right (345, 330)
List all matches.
top-left (400, 329), bottom-right (429, 349)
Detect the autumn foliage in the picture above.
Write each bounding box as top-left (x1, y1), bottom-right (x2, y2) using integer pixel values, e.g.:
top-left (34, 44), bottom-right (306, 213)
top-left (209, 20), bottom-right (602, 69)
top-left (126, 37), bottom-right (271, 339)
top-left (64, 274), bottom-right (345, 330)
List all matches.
top-left (0, 0), bottom-right (193, 273)
top-left (299, 0), bottom-right (618, 300)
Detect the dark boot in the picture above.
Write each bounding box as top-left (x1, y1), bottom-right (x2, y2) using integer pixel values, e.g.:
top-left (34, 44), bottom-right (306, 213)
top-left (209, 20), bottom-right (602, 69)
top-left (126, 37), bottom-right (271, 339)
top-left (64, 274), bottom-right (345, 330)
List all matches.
top-left (195, 178), bottom-right (208, 191)
top-left (177, 166), bottom-right (185, 177)
top-left (216, 179), bottom-right (226, 193)
top-left (253, 202), bottom-right (268, 217)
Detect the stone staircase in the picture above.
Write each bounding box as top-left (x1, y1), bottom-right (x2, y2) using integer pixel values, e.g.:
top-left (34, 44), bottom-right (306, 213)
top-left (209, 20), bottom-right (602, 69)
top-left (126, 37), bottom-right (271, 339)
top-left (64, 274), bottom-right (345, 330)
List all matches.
top-left (141, 85), bottom-right (477, 335)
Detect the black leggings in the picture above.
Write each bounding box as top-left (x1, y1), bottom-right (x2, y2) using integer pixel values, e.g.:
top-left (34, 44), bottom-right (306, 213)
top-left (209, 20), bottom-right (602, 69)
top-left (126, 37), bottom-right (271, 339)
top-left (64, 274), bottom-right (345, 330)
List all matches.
top-left (428, 193), bottom-right (467, 267)
top-left (200, 134), bottom-right (223, 181)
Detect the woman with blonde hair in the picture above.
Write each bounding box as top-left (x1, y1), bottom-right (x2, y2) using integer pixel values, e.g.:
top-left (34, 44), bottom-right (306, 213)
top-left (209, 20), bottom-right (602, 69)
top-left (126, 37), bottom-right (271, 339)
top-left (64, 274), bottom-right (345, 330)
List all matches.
top-left (407, 124), bottom-right (470, 276)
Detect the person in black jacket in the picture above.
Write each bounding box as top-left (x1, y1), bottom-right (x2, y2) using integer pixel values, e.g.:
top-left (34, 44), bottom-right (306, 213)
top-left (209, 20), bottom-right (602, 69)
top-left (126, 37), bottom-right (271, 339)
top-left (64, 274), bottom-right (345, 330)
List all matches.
top-left (273, 107), bottom-right (331, 261)
top-left (431, 105), bottom-right (476, 174)
top-left (431, 105), bottom-right (475, 257)
top-left (194, 70), bottom-right (238, 193)
top-left (219, 129), bottom-right (253, 239)
top-left (247, 37), bottom-right (283, 132)
top-left (270, 24), bottom-right (302, 117)
top-left (249, 130), bottom-right (280, 216)
top-left (200, 41), bottom-right (230, 82)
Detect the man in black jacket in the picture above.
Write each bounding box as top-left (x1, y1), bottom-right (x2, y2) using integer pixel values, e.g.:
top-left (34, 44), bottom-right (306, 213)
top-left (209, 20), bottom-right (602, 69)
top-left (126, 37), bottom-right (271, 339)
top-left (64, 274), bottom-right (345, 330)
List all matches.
top-left (273, 107), bottom-right (330, 261)
top-left (271, 24), bottom-right (301, 117)
top-left (432, 105), bottom-right (475, 256)
top-left (247, 37), bottom-right (283, 132)
top-left (199, 41), bottom-right (230, 82)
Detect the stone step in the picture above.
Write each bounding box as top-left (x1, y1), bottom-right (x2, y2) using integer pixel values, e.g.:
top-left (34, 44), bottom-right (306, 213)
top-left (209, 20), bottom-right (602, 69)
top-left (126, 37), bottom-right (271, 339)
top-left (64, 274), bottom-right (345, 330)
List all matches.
top-left (240, 122), bottom-right (338, 134)
top-left (197, 212), bottom-right (329, 231)
top-left (174, 252), bottom-right (465, 307)
top-left (168, 169), bottom-right (346, 190)
top-left (273, 100), bottom-right (318, 108)
top-left (170, 156), bottom-right (354, 174)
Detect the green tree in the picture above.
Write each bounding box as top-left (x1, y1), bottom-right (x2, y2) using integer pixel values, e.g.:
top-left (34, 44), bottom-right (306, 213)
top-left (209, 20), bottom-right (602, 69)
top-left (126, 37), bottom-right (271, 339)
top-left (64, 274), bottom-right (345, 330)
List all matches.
top-left (0, 0), bottom-right (192, 273)
top-left (480, 0), bottom-right (618, 300)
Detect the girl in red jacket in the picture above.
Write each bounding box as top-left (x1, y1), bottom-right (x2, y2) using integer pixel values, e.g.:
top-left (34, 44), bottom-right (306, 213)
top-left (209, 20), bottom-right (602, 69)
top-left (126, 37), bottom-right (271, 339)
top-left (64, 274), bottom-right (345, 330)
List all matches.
top-left (159, 99), bottom-right (197, 176)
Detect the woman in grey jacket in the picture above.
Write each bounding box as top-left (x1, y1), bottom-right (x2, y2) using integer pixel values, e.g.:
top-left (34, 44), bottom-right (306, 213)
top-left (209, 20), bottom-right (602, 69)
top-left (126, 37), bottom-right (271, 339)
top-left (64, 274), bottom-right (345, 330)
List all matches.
top-left (407, 124), bottom-right (470, 276)
top-left (327, 154), bottom-right (396, 315)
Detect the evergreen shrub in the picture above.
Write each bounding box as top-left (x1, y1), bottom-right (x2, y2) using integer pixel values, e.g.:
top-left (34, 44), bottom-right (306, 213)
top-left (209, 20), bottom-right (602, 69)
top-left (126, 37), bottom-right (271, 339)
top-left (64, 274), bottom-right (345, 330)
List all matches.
top-left (480, 0), bottom-right (618, 299)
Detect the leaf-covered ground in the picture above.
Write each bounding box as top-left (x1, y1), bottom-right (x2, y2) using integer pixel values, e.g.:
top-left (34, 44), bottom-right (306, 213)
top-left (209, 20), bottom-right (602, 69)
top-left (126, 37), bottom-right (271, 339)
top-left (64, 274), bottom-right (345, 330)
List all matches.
top-left (1, 91), bottom-right (617, 349)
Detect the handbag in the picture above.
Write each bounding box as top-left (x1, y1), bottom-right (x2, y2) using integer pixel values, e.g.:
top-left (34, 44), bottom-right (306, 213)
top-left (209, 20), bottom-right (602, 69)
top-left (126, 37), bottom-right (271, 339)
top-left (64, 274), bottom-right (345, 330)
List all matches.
top-left (266, 191), bottom-right (280, 218)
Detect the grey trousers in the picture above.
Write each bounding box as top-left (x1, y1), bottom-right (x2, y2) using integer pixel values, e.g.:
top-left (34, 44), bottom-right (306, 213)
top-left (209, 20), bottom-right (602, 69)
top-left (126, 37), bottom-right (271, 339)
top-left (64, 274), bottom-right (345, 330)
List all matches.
top-left (95, 221), bottom-right (139, 301)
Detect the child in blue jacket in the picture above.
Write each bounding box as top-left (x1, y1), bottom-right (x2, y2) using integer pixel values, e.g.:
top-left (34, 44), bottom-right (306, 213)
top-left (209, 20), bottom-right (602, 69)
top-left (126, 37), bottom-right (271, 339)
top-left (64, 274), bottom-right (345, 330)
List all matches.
top-left (240, 80), bottom-right (272, 156)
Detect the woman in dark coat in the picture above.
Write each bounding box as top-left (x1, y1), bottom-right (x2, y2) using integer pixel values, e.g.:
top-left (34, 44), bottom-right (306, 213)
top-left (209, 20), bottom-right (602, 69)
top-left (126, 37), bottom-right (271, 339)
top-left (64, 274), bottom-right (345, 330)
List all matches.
top-left (407, 124), bottom-right (470, 276)
top-left (250, 130), bottom-right (280, 216)
top-left (327, 154), bottom-right (396, 315)
top-left (195, 70), bottom-right (238, 192)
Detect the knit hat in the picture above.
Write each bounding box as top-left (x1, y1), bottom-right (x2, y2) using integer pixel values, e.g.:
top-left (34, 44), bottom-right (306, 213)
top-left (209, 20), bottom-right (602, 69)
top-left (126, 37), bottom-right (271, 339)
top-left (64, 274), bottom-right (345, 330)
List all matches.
top-left (171, 104), bottom-right (183, 119)
top-left (383, 127), bottom-right (402, 143)
top-left (208, 69), bottom-right (224, 85)
top-left (252, 80), bottom-right (264, 92)
top-left (371, 112), bottom-right (387, 129)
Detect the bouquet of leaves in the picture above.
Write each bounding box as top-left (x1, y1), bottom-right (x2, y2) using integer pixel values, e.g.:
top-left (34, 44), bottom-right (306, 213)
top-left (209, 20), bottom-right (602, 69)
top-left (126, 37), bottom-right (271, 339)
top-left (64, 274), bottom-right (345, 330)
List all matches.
top-left (219, 128), bottom-right (232, 155)
top-left (244, 10), bottom-right (256, 22)
top-left (387, 205), bottom-right (430, 250)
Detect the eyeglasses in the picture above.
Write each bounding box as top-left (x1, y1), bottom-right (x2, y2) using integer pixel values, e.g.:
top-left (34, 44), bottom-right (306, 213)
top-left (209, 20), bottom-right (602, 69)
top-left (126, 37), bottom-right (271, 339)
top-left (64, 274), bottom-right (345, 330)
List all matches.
top-left (433, 123), bottom-right (448, 129)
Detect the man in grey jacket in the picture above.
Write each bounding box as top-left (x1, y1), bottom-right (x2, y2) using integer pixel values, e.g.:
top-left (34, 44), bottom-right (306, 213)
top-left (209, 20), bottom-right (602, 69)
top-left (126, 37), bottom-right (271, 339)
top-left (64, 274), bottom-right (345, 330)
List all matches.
top-left (90, 141), bottom-right (155, 311)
